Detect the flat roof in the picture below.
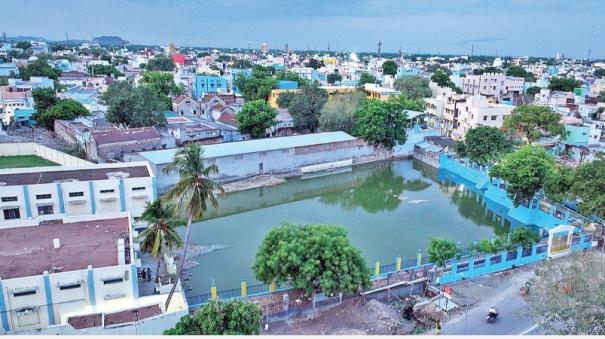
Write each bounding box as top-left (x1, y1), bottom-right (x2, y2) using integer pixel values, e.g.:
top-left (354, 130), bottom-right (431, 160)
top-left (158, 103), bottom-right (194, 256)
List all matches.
top-left (0, 217), bottom-right (129, 279)
top-left (140, 131), bottom-right (357, 165)
top-left (0, 164), bottom-right (150, 186)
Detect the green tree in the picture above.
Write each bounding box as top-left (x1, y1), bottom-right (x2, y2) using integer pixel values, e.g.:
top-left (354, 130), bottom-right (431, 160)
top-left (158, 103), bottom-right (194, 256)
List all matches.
top-left (164, 299), bottom-right (262, 335)
top-left (506, 65), bottom-right (536, 82)
top-left (288, 84), bottom-right (328, 132)
top-left (509, 226), bottom-right (540, 247)
top-left (319, 91), bottom-right (364, 133)
top-left (526, 86), bottom-right (542, 97)
top-left (32, 88), bottom-right (59, 114)
top-left (140, 71), bottom-right (182, 109)
top-left (473, 66), bottom-right (502, 75)
top-left (358, 72), bottom-right (378, 86)
top-left (381, 60), bottom-right (397, 76)
top-left (231, 58), bottom-right (252, 69)
top-left (503, 104), bottom-right (566, 142)
top-left (277, 91), bottom-right (297, 108)
top-left (471, 237), bottom-right (507, 254)
top-left (545, 165), bottom-right (575, 203)
top-left (430, 69), bottom-right (460, 92)
top-left (146, 54), bottom-right (175, 72)
top-left (233, 68), bottom-right (277, 102)
top-left (34, 99), bottom-right (89, 130)
top-left (393, 76), bottom-right (432, 99)
top-left (88, 64), bottom-right (123, 77)
top-left (567, 159), bottom-right (605, 219)
top-left (305, 58), bottom-right (324, 70)
top-left (525, 252), bottom-right (605, 335)
top-left (489, 146), bottom-right (556, 206)
top-left (457, 126), bottom-right (512, 164)
top-left (548, 77), bottom-right (582, 92)
top-left (595, 68), bottom-right (605, 78)
top-left (14, 41), bottom-right (32, 50)
top-left (426, 64), bottom-right (452, 75)
top-left (138, 200), bottom-right (184, 283)
top-left (19, 59), bottom-right (60, 80)
top-left (327, 72), bottom-right (342, 84)
top-left (102, 81), bottom-right (167, 127)
top-left (161, 144), bottom-right (224, 310)
top-left (253, 222), bottom-right (370, 296)
top-left (427, 238), bottom-right (460, 267)
top-left (236, 100), bottom-right (277, 138)
top-left (353, 98), bottom-right (408, 148)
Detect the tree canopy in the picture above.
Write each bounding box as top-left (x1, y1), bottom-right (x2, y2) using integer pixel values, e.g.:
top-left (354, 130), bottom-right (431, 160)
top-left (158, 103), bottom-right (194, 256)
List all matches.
top-left (145, 54), bottom-right (175, 72)
top-left (327, 72), bottom-right (342, 84)
top-left (102, 81), bottom-right (167, 127)
top-left (288, 85), bottom-right (328, 132)
top-left (489, 146), bottom-right (556, 206)
top-left (526, 86), bottom-right (542, 97)
top-left (34, 99), bottom-right (89, 130)
top-left (236, 100), bottom-right (277, 138)
top-left (381, 60), bottom-right (398, 76)
top-left (140, 71), bottom-right (182, 109)
top-left (88, 64), bottom-right (123, 77)
top-left (353, 98), bottom-right (409, 148)
top-left (233, 68), bottom-right (277, 102)
top-left (427, 238), bottom-right (460, 267)
top-left (456, 126), bottom-right (512, 164)
top-left (506, 65), bottom-right (536, 82)
top-left (305, 58), bottom-right (324, 70)
top-left (19, 59), bottom-right (60, 80)
top-left (253, 222), bottom-right (370, 296)
top-left (164, 299), bottom-right (262, 335)
top-left (357, 72), bottom-right (378, 86)
top-left (503, 104), bottom-right (566, 142)
top-left (393, 76), bottom-right (432, 99)
top-left (32, 88), bottom-right (59, 114)
top-left (319, 91), bottom-right (364, 134)
top-left (430, 69), bottom-right (460, 93)
top-left (548, 77), bottom-right (582, 92)
top-left (595, 68), bottom-right (605, 78)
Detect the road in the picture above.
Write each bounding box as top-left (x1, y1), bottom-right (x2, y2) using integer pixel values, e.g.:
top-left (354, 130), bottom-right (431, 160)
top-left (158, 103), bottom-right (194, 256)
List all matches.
top-left (440, 266), bottom-right (542, 335)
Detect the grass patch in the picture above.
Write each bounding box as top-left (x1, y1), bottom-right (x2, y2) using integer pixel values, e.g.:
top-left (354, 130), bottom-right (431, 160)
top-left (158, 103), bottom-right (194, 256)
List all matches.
top-left (0, 155), bottom-right (59, 169)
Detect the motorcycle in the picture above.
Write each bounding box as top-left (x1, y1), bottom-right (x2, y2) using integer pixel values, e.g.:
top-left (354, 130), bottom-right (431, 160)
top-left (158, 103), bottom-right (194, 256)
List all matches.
top-left (486, 311), bottom-right (498, 323)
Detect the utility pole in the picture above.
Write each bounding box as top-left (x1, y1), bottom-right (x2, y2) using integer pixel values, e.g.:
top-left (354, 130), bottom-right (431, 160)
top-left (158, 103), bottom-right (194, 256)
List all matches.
top-left (2, 32), bottom-right (6, 43)
top-left (378, 40), bottom-right (382, 59)
top-left (587, 48), bottom-right (592, 60)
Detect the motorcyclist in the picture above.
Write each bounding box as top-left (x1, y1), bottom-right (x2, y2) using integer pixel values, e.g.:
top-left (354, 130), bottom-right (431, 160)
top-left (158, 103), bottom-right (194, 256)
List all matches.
top-left (488, 306), bottom-right (498, 317)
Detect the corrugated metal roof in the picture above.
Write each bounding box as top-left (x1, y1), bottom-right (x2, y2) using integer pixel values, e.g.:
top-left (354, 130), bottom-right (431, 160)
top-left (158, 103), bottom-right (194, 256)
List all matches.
top-left (140, 131), bottom-right (357, 164)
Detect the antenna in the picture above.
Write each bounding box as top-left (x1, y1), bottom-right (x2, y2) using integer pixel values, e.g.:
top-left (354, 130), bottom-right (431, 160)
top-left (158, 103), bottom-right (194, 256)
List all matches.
top-left (327, 43), bottom-right (330, 54)
top-left (471, 44), bottom-right (474, 58)
top-left (2, 32), bottom-right (6, 43)
top-left (399, 46), bottom-right (402, 60)
top-left (587, 48), bottom-right (592, 60)
top-left (65, 32), bottom-right (69, 44)
top-left (378, 40), bottom-right (382, 59)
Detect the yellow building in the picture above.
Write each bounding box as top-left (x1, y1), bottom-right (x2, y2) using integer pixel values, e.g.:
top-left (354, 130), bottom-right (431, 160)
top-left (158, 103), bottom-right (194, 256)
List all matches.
top-left (362, 83), bottom-right (401, 101)
top-left (322, 57), bottom-right (337, 65)
top-left (268, 86), bottom-right (395, 109)
top-left (268, 89), bottom-right (300, 108)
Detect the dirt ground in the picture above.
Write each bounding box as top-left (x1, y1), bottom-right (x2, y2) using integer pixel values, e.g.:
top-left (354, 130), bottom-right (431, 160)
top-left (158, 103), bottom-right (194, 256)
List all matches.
top-left (266, 297), bottom-right (419, 335)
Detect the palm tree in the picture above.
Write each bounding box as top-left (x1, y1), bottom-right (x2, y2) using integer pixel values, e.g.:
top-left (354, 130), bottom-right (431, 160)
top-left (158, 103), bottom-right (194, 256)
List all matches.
top-left (162, 143), bottom-right (224, 309)
top-left (138, 199), bottom-right (184, 284)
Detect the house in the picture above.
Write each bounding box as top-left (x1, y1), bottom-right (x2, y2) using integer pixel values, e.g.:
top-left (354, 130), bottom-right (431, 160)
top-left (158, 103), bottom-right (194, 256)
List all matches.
top-left (58, 71), bottom-right (88, 87)
top-left (87, 127), bottom-right (162, 161)
top-left (461, 73), bottom-right (524, 98)
top-left (171, 95), bottom-right (208, 119)
top-left (0, 63), bottom-right (19, 77)
top-left (452, 95), bottom-right (514, 139)
top-left (0, 161), bottom-right (155, 222)
top-left (7, 77), bottom-right (54, 91)
top-left (60, 86), bottom-right (104, 112)
top-left (13, 108), bottom-right (36, 127)
top-left (363, 83), bottom-right (401, 101)
top-left (192, 75), bottom-right (228, 98)
top-left (0, 87), bottom-right (34, 126)
top-left (139, 131), bottom-right (378, 190)
top-left (271, 109), bottom-right (294, 137)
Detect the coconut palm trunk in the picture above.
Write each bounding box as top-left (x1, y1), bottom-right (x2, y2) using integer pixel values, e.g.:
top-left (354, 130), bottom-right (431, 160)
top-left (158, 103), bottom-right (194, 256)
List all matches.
top-left (164, 213), bottom-right (193, 309)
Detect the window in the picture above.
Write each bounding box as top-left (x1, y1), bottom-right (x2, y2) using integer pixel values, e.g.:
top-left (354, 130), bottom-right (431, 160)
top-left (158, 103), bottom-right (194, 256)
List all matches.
top-left (59, 283), bottom-right (81, 290)
top-left (37, 205), bottom-right (54, 215)
top-left (483, 116), bottom-right (488, 121)
top-left (3, 208), bottom-right (20, 220)
top-left (36, 194), bottom-right (51, 200)
top-left (132, 187), bottom-right (146, 191)
top-left (100, 189), bottom-right (115, 194)
top-left (13, 290), bottom-right (36, 297)
top-left (491, 115), bottom-right (497, 121)
top-left (103, 277), bottom-right (124, 285)
top-left (1, 196), bottom-right (17, 202)
top-left (68, 192), bottom-right (84, 197)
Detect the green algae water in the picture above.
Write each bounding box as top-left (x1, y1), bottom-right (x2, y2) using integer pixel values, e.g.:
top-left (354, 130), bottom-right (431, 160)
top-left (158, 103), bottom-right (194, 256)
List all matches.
top-left (184, 160), bottom-right (509, 295)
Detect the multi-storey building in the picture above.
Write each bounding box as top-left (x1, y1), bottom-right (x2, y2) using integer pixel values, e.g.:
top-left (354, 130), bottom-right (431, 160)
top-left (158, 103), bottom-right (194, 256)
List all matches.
top-left (461, 73), bottom-right (524, 98)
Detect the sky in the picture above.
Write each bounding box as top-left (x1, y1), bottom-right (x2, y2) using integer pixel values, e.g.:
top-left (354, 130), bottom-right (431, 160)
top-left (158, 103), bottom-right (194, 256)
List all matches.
top-left (1, 0), bottom-right (604, 58)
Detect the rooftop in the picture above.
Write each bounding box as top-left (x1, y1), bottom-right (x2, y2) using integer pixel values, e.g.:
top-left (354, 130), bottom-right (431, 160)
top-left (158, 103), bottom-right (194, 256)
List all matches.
top-left (0, 163), bottom-right (150, 186)
top-left (0, 217), bottom-right (129, 279)
top-left (140, 131), bottom-right (357, 165)
top-left (92, 127), bottom-right (160, 145)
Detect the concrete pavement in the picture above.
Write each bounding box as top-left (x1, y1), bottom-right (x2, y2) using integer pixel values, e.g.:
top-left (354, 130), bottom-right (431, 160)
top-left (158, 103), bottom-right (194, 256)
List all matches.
top-left (440, 265), bottom-right (542, 335)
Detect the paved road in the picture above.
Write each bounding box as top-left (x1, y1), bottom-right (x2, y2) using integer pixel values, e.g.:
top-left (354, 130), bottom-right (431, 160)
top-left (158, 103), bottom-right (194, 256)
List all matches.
top-left (440, 267), bottom-right (542, 335)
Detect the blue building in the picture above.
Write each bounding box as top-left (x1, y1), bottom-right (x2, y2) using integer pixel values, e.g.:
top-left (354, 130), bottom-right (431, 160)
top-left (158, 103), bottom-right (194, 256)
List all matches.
top-left (0, 62), bottom-right (19, 77)
top-left (230, 69), bottom-right (252, 94)
top-left (193, 75), bottom-right (228, 98)
top-left (276, 80), bottom-right (298, 90)
top-left (397, 67), bottom-right (420, 77)
top-left (13, 108), bottom-right (36, 126)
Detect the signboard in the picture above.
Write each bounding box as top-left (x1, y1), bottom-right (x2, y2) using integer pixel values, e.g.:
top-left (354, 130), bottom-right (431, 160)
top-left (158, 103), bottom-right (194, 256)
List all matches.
top-left (443, 285), bottom-right (453, 299)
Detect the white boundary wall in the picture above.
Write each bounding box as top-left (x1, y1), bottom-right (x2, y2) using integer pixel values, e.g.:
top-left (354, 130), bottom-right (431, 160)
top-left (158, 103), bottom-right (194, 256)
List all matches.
top-left (0, 143), bottom-right (91, 166)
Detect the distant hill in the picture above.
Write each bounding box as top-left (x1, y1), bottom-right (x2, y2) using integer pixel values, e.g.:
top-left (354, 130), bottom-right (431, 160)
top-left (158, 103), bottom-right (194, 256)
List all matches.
top-left (92, 36), bottom-right (129, 47)
top-left (6, 35), bottom-right (47, 42)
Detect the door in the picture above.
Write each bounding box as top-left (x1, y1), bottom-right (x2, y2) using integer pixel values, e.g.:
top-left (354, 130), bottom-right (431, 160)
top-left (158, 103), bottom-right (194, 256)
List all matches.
top-left (259, 163), bottom-right (264, 174)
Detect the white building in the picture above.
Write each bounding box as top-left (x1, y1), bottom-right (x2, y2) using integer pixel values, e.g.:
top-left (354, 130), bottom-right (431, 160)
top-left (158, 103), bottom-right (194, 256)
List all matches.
top-left (461, 73), bottom-right (524, 98)
top-left (0, 162), bottom-right (156, 224)
top-left (453, 95), bottom-right (514, 139)
top-left (0, 212), bottom-right (188, 334)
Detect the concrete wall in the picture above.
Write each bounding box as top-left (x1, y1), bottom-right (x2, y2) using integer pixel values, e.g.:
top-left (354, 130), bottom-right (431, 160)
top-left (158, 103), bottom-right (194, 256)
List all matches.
top-left (0, 143), bottom-right (91, 166)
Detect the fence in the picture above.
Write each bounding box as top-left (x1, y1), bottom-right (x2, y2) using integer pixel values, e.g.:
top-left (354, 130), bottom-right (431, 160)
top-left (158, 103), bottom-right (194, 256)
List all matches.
top-left (0, 142), bottom-right (91, 166)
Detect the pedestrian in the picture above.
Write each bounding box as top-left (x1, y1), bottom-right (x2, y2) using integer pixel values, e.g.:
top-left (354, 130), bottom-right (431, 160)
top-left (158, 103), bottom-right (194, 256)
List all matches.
top-left (146, 267), bottom-right (152, 282)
